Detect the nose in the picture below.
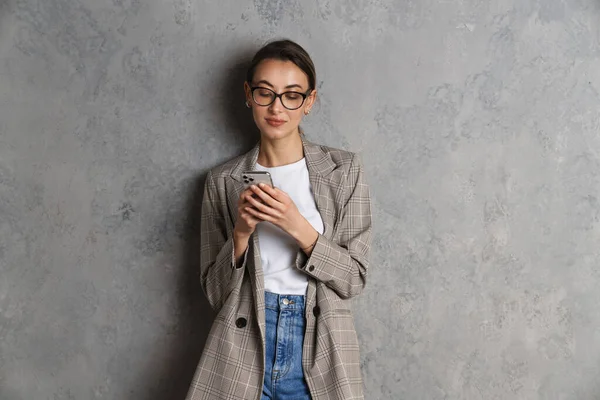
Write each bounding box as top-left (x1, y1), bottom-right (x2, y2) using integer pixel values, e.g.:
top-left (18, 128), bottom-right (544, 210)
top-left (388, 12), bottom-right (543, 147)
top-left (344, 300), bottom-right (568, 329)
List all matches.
top-left (268, 95), bottom-right (284, 112)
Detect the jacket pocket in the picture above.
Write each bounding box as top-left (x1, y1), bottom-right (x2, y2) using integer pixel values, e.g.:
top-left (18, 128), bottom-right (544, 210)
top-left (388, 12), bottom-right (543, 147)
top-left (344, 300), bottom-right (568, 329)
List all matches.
top-left (333, 308), bottom-right (353, 315)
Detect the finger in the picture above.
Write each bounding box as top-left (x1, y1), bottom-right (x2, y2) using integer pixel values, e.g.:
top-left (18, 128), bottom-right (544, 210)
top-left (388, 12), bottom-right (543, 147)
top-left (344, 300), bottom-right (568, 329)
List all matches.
top-left (250, 185), bottom-right (282, 209)
top-left (242, 213), bottom-right (260, 225)
top-left (245, 206), bottom-right (273, 222)
top-left (245, 206), bottom-right (275, 222)
top-left (239, 197), bottom-right (253, 208)
top-left (257, 183), bottom-right (282, 200)
top-left (239, 190), bottom-right (262, 208)
top-left (245, 194), bottom-right (279, 216)
top-left (263, 185), bottom-right (292, 207)
top-left (240, 206), bottom-right (261, 222)
top-left (239, 188), bottom-right (254, 202)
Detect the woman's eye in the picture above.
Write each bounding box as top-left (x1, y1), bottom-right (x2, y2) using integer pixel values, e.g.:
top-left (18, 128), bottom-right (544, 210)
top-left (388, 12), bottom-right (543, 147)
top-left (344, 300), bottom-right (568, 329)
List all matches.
top-left (258, 90), bottom-right (272, 97)
top-left (284, 94), bottom-right (300, 100)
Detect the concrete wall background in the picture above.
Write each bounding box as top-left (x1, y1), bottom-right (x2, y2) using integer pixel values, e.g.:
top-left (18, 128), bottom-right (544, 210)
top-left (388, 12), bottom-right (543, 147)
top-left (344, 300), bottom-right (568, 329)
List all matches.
top-left (2, 0), bottom-right (600, 399)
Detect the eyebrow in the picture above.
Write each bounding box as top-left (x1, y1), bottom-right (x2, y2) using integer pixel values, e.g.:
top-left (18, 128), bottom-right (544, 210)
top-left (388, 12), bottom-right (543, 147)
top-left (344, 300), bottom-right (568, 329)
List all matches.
top-left (254, 80), bottom-right (305, 90)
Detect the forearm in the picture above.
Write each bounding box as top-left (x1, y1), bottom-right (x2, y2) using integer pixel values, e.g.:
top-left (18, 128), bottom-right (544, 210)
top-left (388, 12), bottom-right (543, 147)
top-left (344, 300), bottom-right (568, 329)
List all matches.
top-left (291, 217), bottom-right (319, 256)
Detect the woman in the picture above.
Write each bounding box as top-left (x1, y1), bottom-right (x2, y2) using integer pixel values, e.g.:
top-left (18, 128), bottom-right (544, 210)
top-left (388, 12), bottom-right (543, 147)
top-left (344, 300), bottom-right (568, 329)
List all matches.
top-left (185, 39), bottom-right (373, 400)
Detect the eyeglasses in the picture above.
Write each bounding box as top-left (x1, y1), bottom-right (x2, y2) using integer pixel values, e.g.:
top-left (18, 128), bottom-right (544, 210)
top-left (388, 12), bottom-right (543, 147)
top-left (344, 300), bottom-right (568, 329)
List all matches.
top-left (250, 86), bottom-right (312, 110)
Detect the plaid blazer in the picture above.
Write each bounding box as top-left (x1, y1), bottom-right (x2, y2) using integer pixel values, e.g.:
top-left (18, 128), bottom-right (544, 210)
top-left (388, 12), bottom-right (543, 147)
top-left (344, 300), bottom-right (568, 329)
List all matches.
top-left (185, 135), bottom-right (373, 400)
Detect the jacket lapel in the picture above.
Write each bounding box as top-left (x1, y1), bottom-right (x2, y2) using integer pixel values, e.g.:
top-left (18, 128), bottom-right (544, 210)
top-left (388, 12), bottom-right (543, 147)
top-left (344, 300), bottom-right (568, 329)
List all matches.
top-left (226, 142), bottom-right (260, 229)
top-left (301, 135), bottom-right (339, 238)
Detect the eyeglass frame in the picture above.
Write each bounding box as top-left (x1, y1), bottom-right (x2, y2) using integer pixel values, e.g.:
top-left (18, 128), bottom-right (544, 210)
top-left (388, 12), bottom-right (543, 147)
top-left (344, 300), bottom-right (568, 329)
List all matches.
top-left (249, 86), bottom-right (313, 110)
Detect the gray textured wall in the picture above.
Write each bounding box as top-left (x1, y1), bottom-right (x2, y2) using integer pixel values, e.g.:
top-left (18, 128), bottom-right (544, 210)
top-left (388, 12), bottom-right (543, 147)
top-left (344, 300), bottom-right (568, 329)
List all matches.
top-left (2, 0), bottom-right (600, 399)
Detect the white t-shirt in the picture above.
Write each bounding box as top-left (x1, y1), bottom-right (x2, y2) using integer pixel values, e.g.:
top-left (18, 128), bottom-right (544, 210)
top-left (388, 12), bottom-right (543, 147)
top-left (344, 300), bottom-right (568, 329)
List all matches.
top-left (254, 157), bottom-right (324, 295)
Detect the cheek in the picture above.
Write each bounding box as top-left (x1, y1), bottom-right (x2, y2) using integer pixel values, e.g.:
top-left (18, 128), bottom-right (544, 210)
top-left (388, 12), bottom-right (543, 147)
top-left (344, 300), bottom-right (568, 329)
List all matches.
top-left (289, 110), bottom-right (303, 124)
top-left (251, 107), bottom-right (266, 121)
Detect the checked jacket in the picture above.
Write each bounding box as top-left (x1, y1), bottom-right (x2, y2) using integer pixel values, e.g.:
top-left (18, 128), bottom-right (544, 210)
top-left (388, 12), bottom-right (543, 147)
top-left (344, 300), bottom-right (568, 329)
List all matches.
top-left (185, 135), bottom-right (373, 400)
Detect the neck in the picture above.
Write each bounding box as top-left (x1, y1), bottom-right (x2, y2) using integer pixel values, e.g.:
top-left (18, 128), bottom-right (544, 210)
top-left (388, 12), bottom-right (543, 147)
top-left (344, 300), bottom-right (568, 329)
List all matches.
top-left (257, 133), bottom-right (304, 167)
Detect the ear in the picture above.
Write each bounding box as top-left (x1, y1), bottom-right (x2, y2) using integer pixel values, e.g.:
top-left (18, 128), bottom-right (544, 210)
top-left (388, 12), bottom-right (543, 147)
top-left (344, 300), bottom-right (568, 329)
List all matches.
top-left (305, 89), bottom-right (317, 109)
top-left (243, 81), bottom-right (252, 103)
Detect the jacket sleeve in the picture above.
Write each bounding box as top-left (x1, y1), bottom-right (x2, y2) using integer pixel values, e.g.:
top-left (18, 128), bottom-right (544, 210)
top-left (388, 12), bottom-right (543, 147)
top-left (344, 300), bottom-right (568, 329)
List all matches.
top-left (298, 152), bottom-right (373, 299)
top-left (199, 170), bottom-right (249, 311)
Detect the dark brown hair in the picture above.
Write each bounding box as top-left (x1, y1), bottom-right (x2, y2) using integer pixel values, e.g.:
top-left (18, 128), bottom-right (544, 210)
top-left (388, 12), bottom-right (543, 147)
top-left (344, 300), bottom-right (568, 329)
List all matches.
top-left (246, 39), bottom-right (317, 91)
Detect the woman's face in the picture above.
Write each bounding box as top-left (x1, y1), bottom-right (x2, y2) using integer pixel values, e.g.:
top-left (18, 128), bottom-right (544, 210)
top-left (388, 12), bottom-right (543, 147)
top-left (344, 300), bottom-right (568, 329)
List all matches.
top-left (244, 59), bottom-right (316, 141)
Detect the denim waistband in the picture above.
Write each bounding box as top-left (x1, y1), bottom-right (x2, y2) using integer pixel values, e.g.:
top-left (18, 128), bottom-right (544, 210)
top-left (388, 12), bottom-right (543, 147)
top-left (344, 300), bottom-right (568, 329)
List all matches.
top-left (264, 291), bottom-right (305, 311)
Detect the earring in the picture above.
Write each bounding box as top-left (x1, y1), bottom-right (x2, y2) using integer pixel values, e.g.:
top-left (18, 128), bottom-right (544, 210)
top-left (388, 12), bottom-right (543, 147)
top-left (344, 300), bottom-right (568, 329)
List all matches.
top-left (245, 100), bottom-right (251, 108)
top-left (304, 109), bottom-right (310, 115)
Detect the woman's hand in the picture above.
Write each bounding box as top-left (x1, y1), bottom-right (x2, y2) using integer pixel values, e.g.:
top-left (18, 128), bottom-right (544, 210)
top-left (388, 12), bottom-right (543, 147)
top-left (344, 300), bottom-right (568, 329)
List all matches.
top-left (234, 188), bottom-right (262, 238)
top-left (243, 183), bottom-right (319, 252)
top-left (232, 188), bottom-right (262, 264)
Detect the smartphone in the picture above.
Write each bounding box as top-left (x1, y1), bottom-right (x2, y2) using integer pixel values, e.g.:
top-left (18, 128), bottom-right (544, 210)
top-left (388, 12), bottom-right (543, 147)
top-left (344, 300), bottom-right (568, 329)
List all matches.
top-left (242, 171), bottom-right (274, 190)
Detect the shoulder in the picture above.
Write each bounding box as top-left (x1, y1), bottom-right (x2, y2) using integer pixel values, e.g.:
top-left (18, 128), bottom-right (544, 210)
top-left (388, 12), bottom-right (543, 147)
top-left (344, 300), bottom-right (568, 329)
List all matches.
top-left (207, 155), bottom-right (243, 180)
top-left (306, 141), bottom-right (365, 176)
top-left (205, 145), bottom-right (256, 182)
top-left (317, 143), bottom-right (355, 165)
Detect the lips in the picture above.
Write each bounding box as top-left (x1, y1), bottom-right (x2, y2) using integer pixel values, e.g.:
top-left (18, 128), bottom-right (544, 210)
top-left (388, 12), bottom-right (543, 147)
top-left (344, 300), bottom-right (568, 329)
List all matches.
top-left (265, 118), bottom-right (286, 127)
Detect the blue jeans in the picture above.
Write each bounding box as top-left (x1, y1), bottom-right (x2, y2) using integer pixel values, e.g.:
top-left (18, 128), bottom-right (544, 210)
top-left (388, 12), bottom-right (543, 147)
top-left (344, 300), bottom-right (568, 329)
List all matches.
top-left (262, 291), bottom-right (312, 400)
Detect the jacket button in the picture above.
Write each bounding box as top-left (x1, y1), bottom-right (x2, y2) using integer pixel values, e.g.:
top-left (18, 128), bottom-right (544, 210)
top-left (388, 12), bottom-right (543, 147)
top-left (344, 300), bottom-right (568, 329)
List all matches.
top-left (235, 317), bottom-right (247, 328)
top-left (313, 306), bottom-right (320, 317)
top-left (308, 265), bottom-right (315, 272)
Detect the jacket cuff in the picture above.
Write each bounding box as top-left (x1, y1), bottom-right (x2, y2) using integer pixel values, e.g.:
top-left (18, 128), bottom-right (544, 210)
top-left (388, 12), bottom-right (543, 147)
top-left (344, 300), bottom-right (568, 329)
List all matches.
top-left (231, 238), bottom-right (250, 270)
top-left (298, 234), bottom-right (331, 278)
